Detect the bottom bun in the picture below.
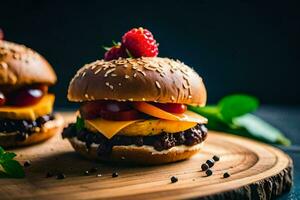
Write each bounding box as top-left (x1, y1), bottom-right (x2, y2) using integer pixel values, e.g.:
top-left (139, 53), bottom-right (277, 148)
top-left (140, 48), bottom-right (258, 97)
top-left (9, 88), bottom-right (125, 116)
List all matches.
top-left (68, 137), bottom-right (203, 165)
top-left (0, 114), bottom-right (64, 148)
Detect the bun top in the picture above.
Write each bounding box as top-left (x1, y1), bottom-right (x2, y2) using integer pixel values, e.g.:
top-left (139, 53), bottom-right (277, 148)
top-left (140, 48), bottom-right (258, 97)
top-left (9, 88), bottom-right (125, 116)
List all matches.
top-left (0, 40), bottom-right (57, 86)
top-left (68, 57), bottom-right (206, 106)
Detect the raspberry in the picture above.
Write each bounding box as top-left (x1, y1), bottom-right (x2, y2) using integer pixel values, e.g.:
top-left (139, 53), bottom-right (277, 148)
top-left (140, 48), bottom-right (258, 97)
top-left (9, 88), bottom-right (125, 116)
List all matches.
top-left (122, 27), bottom-right (159, 58)
top-left (104, 45), bottom-right (127, 61)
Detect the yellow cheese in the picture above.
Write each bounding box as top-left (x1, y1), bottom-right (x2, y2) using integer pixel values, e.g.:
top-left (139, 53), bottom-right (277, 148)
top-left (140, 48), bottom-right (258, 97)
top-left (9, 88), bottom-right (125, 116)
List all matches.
top-left (85, 119), bottom-right (140, 139)
top-left (84, 110), bottom-right (207, 139)
top-left (0, 94), bottom-right (55, 120)
top-left (174, 110), bottom-right (208, 124)
top-left (120, 120), bottom-right (197, 136)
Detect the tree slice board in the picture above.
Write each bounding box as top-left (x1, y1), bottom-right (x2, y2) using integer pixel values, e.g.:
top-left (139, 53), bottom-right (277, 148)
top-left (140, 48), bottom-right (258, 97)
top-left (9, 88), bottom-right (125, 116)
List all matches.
top-left (0, 112), bottom-right (293, 200)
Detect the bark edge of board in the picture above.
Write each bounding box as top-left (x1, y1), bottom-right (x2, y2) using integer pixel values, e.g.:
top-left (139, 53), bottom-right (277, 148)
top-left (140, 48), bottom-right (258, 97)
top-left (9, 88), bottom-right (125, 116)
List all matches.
top-left (199, 158), bottom-right (293, 200)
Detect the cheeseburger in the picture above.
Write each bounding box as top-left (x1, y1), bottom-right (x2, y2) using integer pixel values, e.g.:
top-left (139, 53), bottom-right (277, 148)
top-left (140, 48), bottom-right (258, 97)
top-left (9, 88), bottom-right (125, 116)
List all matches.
top-left (0, 39), bottom-right (64, 148)
top-left (63, 28), bottom-right (208, 164)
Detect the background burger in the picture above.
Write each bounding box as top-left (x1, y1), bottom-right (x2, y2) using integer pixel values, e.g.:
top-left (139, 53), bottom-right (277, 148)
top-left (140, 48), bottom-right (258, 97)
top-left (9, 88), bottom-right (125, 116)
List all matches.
top-left (63, 28), bottom-right (208, 164)
top-left (0, 39), bottom-right (64, 148)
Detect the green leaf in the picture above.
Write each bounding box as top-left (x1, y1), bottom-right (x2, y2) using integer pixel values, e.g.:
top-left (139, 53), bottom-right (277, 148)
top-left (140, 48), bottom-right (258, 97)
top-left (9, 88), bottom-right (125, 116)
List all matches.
top-left (76, 117), bottom-right (85, 132)
top-left (1, 160), bottom-right (25, 178)
top-left (188, 105), bottom-right (231, 131)
top-left (0, 146), bottom-right (4, 155)
top-left (218, 94), bottom-right (259, 123)
top-left (1, 152), bottom-right (16, 161)
top-left (125, 48), bottom-right (133, 58)
top-left (102, 45), bottom-right (111, 51)
top-left (233, 114), bottom-right (291, 146)
top-left (112, 40), bottom-right (118, 46)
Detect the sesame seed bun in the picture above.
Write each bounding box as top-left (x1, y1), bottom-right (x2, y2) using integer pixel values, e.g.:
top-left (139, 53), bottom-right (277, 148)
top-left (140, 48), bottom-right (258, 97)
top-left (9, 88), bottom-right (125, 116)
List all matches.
top-left (68, 137), bottom-right (203, 165)
top-left (68, 57), bottom-right (206, 106)
top-left (0, 114), bottom-right (64, 148)
top-left (0, 40), bottom-right (57, 86)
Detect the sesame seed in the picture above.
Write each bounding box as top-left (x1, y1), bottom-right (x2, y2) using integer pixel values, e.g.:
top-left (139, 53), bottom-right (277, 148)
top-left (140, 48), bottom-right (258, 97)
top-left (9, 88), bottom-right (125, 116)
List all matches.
top-left (142, 98), bottom-right (146, 101)
top-left (105, 82), bottom-right (110, 86)
top-left (128, 98), bottom-right (133, 101)
top-left (188, 95), bottom-right (192, 99)
top-left (13, 53), bottom-right (21, 59)
top-left (109, 85), bottom-right (114, 90)
top-left (82, 72), bottom-right (86, 77)
top-left (171, 96), bottom-right (175, 101)
top-left (133, 73), bottom-right (137, 77)
top-left (111, 73), bottom-right (117, 77)
top-left (182, 82), bottom-right (188, 89)
top-left (95, 68), bottom-right (102, 74)
top-left (118, 83), bottom-right (122, 86)
top-left (0, 61), bottom-right (8, 69)
top-left (84, 94), bottom-right (89, 98)
top-left (155, 81), bottom-right (161, 89)
top-left (125, 75), bottom-right (130, 79)
top-left (138, 70), bottom-right (146, 76)
top-left (104, 68), bottom-right (116, 77)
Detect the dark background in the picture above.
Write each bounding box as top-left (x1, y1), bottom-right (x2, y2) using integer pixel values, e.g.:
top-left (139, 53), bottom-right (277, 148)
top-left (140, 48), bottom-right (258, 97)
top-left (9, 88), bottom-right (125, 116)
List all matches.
top-left (0, 0), bottom-right (299, 108)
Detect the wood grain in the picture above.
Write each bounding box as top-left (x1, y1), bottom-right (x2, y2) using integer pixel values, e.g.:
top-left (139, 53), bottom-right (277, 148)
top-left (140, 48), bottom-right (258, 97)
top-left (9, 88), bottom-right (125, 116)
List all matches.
top-left (0, 112), bottom-right (293, 200)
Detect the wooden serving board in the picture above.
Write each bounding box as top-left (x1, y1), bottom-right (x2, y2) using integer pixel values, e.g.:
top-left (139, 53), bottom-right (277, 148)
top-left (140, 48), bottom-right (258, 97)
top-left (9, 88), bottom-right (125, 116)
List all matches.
top-left (0, 112), bottom-right (293, 200)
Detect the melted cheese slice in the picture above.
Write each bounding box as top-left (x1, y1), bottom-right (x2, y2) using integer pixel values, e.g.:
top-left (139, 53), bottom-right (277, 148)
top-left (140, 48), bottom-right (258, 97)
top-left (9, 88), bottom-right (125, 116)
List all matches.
top-left (0, 94), bottom-right (55, 120)
top-left (84, 110), bottom-right (207, 139)
top-left (85, 119), bottom-right (141, 139)
top-left (174, 110), bottom-right (208, 124)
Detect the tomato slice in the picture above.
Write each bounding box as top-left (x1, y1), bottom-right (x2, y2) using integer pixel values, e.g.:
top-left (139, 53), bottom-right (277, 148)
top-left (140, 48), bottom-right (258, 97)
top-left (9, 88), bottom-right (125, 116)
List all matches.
top-left (80, 101), bottom-right (104, 119)
top-left (152, 103), bottom-right (187, 114)
top-left (7, 85), bottom-right (46, 107)
top-left (80, 100), bottom-right (143, 121)
top-left (100, 109), bottom-right (142, 121)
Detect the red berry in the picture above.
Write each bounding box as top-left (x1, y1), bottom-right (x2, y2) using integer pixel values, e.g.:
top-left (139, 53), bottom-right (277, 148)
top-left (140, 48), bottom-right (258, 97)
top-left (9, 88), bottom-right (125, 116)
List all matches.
top-left (0, 28), bottom-right (4, 40)
top-left (104, 45), bottom-right (127, 61)
top-left (122, 28), bottom-right (159, 58)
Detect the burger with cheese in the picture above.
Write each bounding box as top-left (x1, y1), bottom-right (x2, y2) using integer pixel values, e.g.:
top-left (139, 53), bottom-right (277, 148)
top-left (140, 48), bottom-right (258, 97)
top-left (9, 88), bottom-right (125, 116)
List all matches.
top-left (62, 28), bottom-right (208, 164)
top-left (0, 39), bottom-right (64, 148)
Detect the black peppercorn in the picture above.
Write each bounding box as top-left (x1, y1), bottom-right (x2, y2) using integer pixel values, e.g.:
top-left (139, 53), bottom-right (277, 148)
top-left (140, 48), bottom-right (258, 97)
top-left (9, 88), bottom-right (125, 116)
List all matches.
top-left (46, 172), bottom-right (54, 178)
top-left (223, 172), bottom-right (230, 178)
top-left (170, 176), bottom-right (178, 183)
top-left (112, 172), bottom-right (119, 178)
top-left (201, 163), bottom-right (209, 171)
top-left (89, 167), bottom-right (98, 173)
top-left (206, 159), bottom-right (214, 168)
top-left (23, 160), bottom-right (31, 167)
top-left (206, 169), bottom-right (213, 176)
top-left (56, 173), bottom-right (66, 180)
top-left (212, 155), bottom-right (220, 162)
